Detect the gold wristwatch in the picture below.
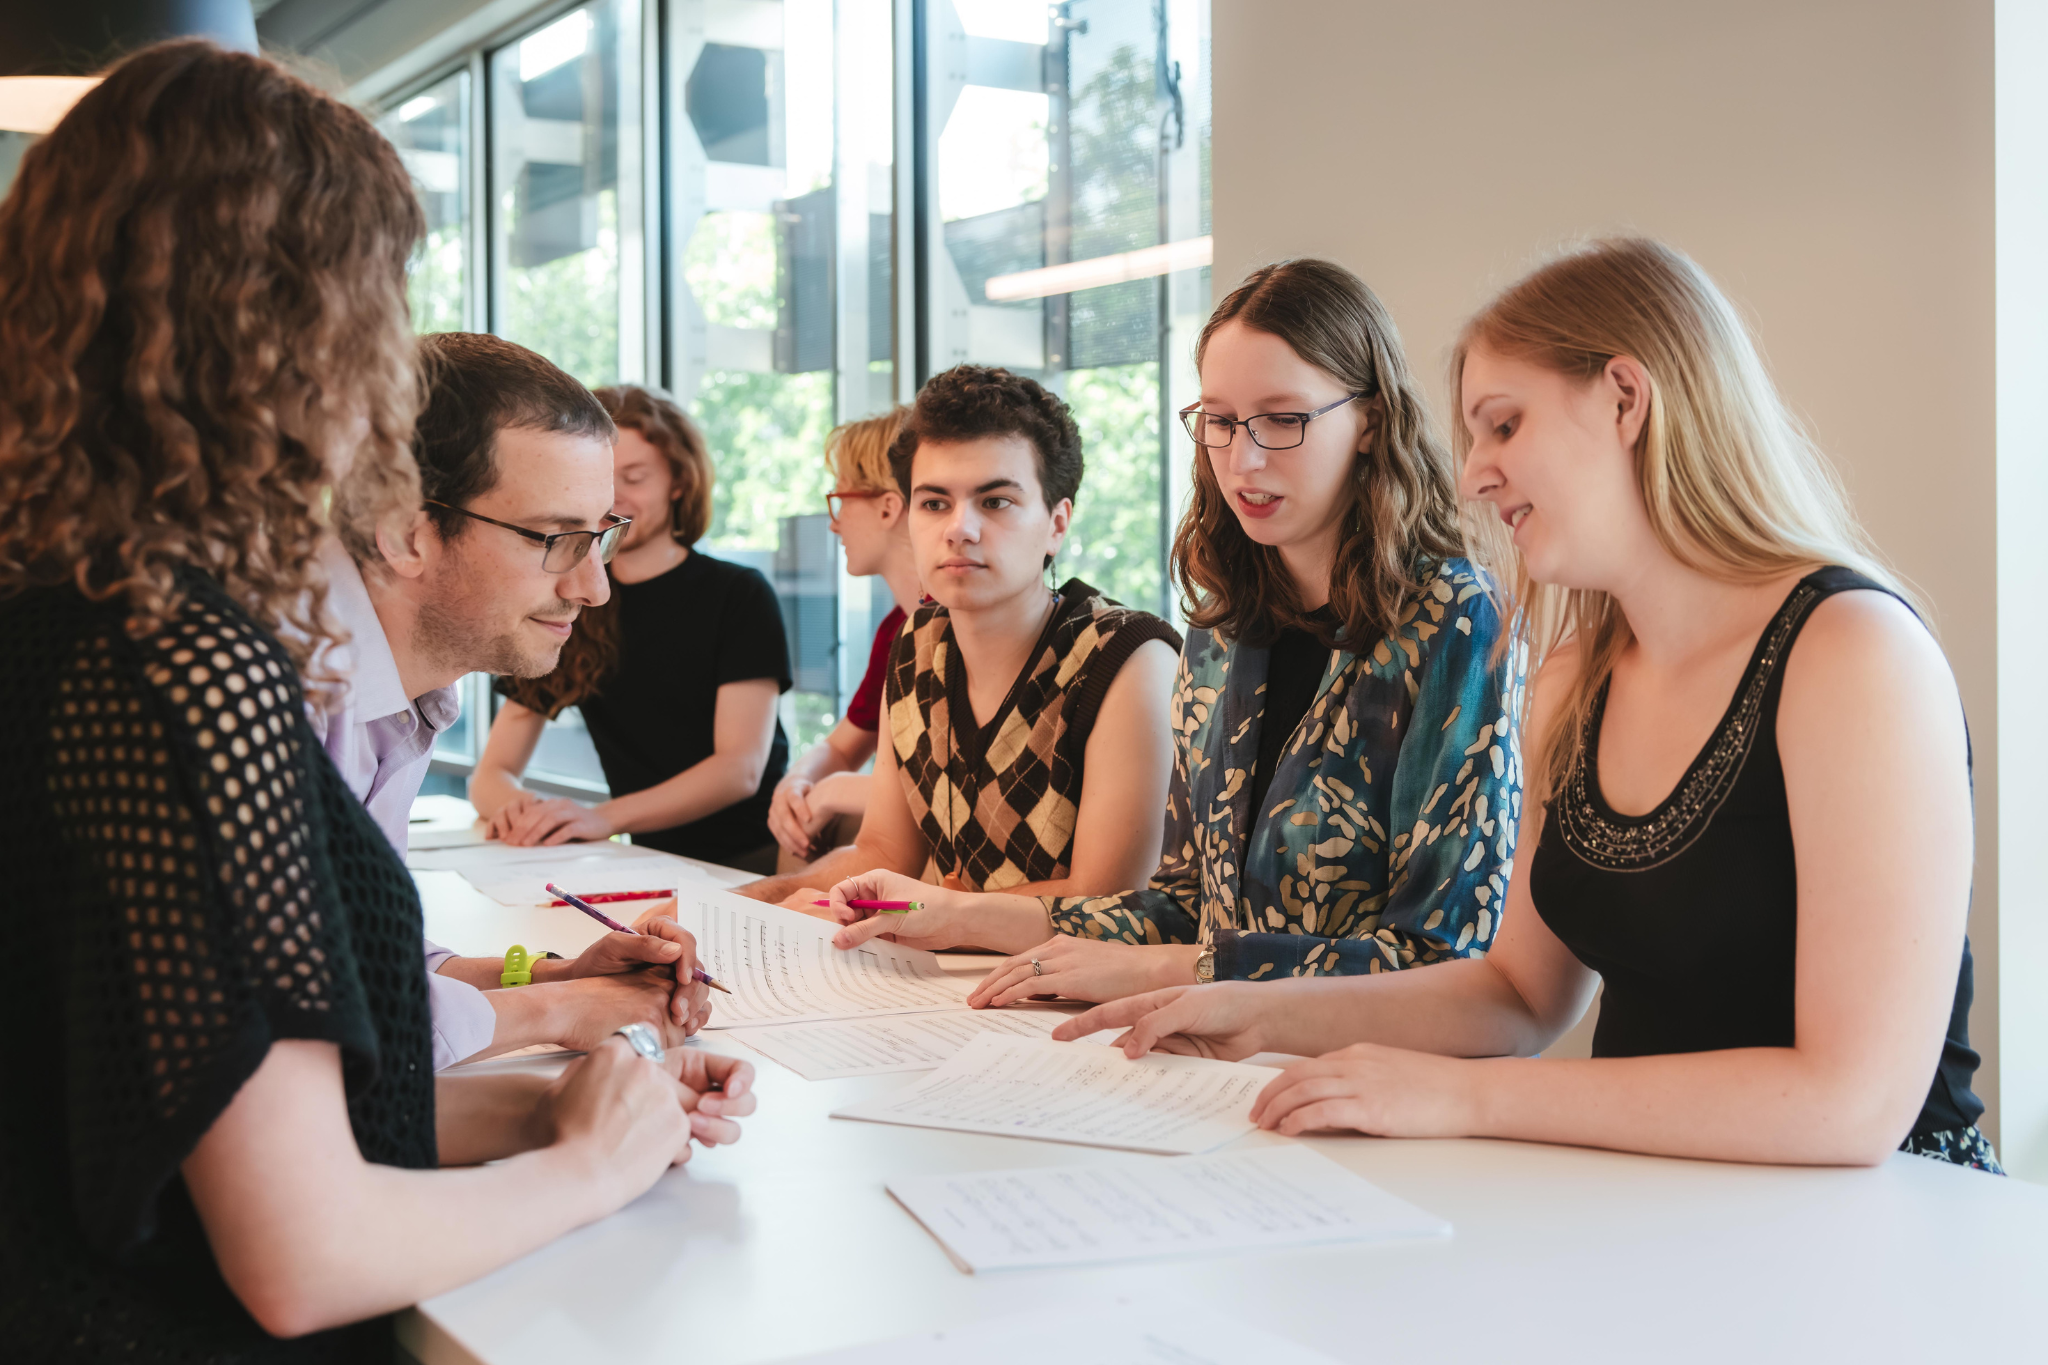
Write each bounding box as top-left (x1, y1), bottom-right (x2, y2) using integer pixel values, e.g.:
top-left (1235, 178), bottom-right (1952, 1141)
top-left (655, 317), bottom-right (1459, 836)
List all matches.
top-left (1195, 942), bottom-right (1216, 984)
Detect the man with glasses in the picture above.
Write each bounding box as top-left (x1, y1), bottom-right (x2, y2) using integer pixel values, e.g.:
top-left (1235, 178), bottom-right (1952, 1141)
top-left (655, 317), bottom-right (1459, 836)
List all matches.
top-left (312, 332), bottom-right (708, 1069)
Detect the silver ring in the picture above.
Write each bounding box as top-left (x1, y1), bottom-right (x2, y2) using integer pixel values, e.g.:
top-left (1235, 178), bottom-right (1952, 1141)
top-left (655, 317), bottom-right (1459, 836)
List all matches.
top-left (614, 1022), bottom-right (665, 1065)
top-left (1030, 958), bottom-right (1044, 977)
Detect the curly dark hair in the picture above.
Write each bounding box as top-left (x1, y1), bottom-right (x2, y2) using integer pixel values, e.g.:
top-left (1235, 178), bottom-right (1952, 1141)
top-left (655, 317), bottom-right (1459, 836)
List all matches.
top-left (495, 385), bottom-right (714, 719)
top-left (0, 40), bottom-right (424, 674)
top-left (888, 364), bottom-right (1083, 509)
top-left (1174, 259), bottom-right (1465, 649)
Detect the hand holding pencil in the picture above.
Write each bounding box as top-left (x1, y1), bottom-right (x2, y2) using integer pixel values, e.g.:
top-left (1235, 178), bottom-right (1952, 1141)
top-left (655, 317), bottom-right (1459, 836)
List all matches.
top-left (822, 869), bottom-right (1040, 956)
top-left (547, 884), bottom-right (731, 996)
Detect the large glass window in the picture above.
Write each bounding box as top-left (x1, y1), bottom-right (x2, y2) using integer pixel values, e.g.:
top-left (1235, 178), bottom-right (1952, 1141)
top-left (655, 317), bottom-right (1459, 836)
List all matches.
top-left (378, 69), bottom-right (472, 334)
top-left (668, 0), bottom-right (896, 751)
top-left (368, 0), bottom-right (1205, 794)
top-left (378, 69), bottom-right (485, 780)
top-left (491, 0), bottom-right (647, 388)
top-left (918, 0), bottom-right (1210, 618)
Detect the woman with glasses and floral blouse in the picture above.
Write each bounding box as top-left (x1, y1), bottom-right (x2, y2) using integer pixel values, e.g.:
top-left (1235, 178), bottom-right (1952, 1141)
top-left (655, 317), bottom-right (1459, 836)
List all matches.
top-left (828, 259), bottom-right (1521, 1009)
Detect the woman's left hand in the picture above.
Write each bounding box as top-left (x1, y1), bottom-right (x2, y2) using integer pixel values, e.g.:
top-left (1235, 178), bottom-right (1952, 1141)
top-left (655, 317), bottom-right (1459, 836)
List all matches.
top-left (1251, 1042), bottom-right (1481, 1139)
top-left (969, 937), bottom-right (1200, 1008)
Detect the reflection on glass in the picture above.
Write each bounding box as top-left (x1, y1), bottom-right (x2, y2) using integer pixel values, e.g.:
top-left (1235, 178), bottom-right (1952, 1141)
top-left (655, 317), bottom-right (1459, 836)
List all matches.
top-left (670, 0), bottom-right (896, 752)
top-left (491, 0), bottom-right (644, 387)
top-left (377, 70), bottom-right (469, 334)
top-left (526, 704), bottom-right (609, 789)
top-left (924, 0), bottom-right (1211, 616)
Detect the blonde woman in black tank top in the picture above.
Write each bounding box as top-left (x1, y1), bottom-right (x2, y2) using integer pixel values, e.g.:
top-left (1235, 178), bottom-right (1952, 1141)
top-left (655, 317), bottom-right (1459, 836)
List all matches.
top-left (1053, 239), bottom-right (1995, 1172)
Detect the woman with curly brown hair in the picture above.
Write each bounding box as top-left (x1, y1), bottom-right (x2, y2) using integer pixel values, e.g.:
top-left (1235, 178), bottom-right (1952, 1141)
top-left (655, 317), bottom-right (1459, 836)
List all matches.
top-left (469, 383), bottom-right (794, 873)
top-left (0, 42), bottom-right (752, 1359)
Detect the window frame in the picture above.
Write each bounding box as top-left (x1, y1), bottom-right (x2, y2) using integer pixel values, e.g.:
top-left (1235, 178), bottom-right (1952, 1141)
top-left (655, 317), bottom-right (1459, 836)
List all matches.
top-left (361, 0), bottom-right (1206, 791)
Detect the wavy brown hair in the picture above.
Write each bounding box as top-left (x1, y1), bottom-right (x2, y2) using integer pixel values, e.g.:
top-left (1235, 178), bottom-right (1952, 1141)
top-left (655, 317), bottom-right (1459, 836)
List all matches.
top-left (1174, 259), bottom-right (1464, 648)
top-left (0, 41), bottom-right (424, 674)
top-left (498, 385), bottom-right (712, 718)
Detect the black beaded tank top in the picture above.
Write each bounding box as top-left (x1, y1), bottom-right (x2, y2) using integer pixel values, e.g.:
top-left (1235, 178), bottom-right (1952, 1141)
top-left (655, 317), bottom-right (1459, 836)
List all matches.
top-left (1529, 567), bottom-right (1983, 1138)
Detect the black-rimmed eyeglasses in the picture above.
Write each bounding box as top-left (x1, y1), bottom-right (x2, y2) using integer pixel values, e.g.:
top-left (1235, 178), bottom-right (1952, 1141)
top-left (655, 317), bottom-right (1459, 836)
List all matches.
top-left (425, 500), bottom-right (632, 573)
top-left (1178, 392), bottom-right (1368, 450)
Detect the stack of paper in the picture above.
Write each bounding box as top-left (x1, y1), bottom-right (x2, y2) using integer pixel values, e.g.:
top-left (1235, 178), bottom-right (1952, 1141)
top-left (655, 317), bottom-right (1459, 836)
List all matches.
top-left (886, 1144), bottom-right (1452, 1273)
top-left (832, 1034), bottom-right (1278, 1153)
top-left (408, 841), bottom-right (750, 903)
top-left (405, 794), bottom-right (491, 850)
top-left (658, 893), bottom-right (1082, 1079)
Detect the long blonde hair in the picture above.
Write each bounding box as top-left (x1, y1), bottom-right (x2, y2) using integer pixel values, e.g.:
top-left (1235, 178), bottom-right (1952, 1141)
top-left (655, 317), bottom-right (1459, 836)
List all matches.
top-left (1451, 237), bottom-right (1911, 806)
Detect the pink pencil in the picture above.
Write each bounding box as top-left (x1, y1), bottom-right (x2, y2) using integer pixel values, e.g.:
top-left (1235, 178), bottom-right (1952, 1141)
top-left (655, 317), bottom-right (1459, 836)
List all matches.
top-left (813, 898), bottom-right (923, 915)
top-left (547, 883), bottom-right (731, 993)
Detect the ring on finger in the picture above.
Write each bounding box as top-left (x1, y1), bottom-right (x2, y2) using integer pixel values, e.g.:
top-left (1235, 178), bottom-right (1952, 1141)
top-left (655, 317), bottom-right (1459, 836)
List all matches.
top-left (1030, 958), bottom-right (1044, 977)
top-left (614, 1021), bottom-right (666, 1065)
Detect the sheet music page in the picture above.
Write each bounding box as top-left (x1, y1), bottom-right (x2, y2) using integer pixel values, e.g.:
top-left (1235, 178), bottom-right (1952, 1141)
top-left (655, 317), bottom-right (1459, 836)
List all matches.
top-left (886, 1144), bottom-right (1451, 1273)
top-left (674, 892), bottom-right (971, 1028)
top-left (786, 1300), bottom-right (1343, 1365)
top-left (419, 845), bottom-right (752, 903)
top-left (727, 1005), bottom-right (1079, 1079)
top-left (830, 1035), bottom-right (1277, 1154)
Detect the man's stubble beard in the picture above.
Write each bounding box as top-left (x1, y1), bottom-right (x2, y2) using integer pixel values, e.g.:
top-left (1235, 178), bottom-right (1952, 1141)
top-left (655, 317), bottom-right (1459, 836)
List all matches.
top-left (415, 584), bottom-right (575, 680)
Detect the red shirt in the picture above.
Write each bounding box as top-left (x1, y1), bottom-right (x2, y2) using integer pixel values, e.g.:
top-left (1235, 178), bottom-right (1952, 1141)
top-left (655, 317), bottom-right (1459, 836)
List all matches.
top-left (845, 605), bottom-right (907, 731)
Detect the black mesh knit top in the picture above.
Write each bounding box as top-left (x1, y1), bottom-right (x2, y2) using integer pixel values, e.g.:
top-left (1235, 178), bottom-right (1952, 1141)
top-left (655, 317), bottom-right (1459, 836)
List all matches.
top-left (0, 570), bottom-right (437, 1363)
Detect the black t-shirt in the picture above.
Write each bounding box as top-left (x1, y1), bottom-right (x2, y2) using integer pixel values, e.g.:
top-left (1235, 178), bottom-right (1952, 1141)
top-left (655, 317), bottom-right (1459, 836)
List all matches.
top-left (1, 572), bottom-right (436, 1362)
top-left (578, 551), bottom-right (792, 861)
top-left (1246, 610), bottom-right (1336, 824)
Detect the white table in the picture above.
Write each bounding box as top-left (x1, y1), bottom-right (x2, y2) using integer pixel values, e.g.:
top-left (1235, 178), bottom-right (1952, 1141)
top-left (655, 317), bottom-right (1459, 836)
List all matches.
top-left (403, 855), bottom-right (2048, 1365)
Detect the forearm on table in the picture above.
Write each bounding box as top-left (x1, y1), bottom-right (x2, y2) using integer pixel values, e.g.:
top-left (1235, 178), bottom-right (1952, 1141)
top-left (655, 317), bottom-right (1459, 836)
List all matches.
top-left (601, 753), bottom-right (762, 835)
top-left (940, 889), bottom-right (1055, 953)
top-left (247, 1140), bottom-right (614, 1336)
top-left (436, 1070), bottom-right (552, 1165)
top-left (736, 843), bottom-right (908, 902)
top-left (1463, 1047), bottom-right (1915, 1166)
top-left (458, 983), bottom-right (584, 1062)
top-left (466, 764), bottom-right (527, 820)
top-left (1245, 962), bottom-right (1554, 1060)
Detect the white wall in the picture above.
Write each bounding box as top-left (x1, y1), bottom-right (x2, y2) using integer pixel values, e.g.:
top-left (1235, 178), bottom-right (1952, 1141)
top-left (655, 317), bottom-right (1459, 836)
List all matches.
top-left (1214, 0), bottom-right (2021, 1164)
top-left (1995, 0), bottom-right (2048, 1181)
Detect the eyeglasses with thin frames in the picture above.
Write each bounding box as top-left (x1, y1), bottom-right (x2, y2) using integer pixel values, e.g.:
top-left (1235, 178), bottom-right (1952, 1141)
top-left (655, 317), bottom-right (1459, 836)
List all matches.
top-left (1177, 392), bottom-right (1368, 450)
top-left (826, 488), bottom-right (887, 521)
top-left (424, 500), bottom-right (631, 573)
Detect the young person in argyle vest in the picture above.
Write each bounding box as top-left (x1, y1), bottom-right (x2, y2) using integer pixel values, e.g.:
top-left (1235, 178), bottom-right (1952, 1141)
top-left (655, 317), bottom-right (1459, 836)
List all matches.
top-left (733, 366), bottom-right (1183, 918)
top-left (826, 260), bottom-right (1519, 1011)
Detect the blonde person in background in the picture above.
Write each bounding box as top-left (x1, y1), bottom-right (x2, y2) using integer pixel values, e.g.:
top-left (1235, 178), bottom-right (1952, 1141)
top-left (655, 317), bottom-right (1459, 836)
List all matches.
top-left (765, 407), bottom-right (924, 873)
top-left (1056, 239), bottom-right (1996, 1173)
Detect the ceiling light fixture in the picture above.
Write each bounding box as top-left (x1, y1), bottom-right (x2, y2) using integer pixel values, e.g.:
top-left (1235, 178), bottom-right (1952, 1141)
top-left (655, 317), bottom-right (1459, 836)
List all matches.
top-left (0, 1), bottom-right (258, 135)
top-left (985, 235), bottom-right (1214, 303)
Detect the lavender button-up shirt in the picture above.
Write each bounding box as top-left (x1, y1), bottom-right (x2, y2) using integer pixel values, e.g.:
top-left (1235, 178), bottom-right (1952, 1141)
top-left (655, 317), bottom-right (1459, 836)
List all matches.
top-left (308, 542), bottom-right (497, 1069)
